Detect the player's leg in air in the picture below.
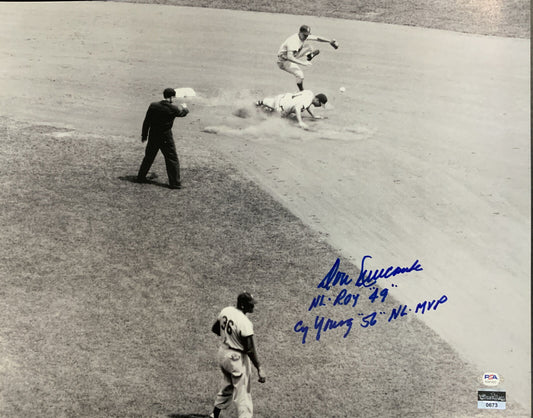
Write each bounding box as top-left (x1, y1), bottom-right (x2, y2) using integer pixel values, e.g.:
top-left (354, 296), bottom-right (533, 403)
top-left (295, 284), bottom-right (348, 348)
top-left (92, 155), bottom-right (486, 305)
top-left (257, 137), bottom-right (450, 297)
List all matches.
top-left (277, 60), bottom-right (307, 91)
top-left (278, 46), bottom-right (319, 91)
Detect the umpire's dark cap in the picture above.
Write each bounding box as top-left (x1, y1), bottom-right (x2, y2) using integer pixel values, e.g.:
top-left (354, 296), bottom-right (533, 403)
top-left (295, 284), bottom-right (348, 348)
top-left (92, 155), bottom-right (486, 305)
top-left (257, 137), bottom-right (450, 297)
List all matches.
top-left (163, 88), bottom-right (176, 98)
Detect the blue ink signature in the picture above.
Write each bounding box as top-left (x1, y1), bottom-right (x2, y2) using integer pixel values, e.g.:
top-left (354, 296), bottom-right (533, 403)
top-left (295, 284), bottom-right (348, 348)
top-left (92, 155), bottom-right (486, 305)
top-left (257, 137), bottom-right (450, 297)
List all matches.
top-left (356, 255), bottom-right (423, 287)
top-left (317, 256), bottom-right (423, 290)
top-left (317, 258), bottom-right (351, 290)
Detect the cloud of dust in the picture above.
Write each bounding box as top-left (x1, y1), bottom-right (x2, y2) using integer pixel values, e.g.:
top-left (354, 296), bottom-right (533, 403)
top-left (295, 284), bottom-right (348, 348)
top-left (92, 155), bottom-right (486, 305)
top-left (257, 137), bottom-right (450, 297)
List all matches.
top-left (193, 88), bottom-right (261, 108)
top-left (196, 89), bottom-right (376, 142)
top-left (203, 113), bottom-right (306, 141)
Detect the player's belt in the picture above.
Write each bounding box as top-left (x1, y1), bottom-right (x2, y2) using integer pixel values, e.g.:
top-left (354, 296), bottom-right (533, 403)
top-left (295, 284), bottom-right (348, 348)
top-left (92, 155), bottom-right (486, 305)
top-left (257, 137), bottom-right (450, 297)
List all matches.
top-left (224, 344), bottom-right (244, 353)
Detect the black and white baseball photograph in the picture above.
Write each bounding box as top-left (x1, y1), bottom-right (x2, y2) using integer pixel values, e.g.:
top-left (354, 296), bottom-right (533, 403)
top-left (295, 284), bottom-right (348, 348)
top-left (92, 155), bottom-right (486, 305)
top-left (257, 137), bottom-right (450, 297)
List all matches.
top-left (0, 0), bottom-right (530, 417)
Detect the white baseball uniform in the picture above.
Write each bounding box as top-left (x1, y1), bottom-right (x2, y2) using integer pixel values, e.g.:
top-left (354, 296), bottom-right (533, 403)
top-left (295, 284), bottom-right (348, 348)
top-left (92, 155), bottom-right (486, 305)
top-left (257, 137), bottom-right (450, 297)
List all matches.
top-left (277, 33), bottom-right (317, 82)
top-left (214, 306), bottom-right (254, 418)
top-left (263, 90), bottom-right (315, 118)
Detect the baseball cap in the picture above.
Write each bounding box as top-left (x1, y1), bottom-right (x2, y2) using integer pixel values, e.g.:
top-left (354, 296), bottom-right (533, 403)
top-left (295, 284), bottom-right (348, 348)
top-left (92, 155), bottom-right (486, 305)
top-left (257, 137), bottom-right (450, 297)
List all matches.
top-left (299, 25), bottom-right (311, 35)
top-left (237, 292), bottom-right (256, 306)
top-left (163, 87), bottom-right (176, 98)
top-left (315, 93), bottom-right (328, 104)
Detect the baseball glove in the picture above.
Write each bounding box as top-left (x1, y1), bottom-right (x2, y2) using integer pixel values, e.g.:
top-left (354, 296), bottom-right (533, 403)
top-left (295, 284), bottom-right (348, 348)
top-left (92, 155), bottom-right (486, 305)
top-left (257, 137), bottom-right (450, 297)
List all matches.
top-left (330, 39), bottom-right (339, 49)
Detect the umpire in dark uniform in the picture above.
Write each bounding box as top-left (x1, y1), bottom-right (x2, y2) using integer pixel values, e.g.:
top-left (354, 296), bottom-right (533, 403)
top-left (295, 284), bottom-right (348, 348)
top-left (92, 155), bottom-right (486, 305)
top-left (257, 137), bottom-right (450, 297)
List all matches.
top-left (137, 88), bottom-right (189, 189)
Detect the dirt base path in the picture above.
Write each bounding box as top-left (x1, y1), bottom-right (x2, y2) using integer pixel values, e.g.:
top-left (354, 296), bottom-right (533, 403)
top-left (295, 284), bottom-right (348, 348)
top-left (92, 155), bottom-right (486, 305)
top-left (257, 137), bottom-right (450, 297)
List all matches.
top-left (199, 10), bottom-right (531, 410)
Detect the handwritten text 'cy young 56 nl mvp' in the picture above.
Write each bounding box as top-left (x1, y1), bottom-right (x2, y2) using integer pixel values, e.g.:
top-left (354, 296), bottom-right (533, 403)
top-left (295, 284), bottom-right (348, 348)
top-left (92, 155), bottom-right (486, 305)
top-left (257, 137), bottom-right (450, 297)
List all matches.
top-left (294, 294), bottom-right (448, 344)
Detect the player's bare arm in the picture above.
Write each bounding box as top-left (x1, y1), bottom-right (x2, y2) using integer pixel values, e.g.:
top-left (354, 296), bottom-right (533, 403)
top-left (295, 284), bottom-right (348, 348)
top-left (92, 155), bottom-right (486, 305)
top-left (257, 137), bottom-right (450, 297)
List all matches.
top-left (310, 35), bottom-right (332, 43)
top-left (309, 35), bottom-right (339, 49)
top-left (243, 335), bottom-right (266, 383)
top-left (294, 107), bottom-right (310, 130)
top-left (306, 107), bottom-right (322, 120)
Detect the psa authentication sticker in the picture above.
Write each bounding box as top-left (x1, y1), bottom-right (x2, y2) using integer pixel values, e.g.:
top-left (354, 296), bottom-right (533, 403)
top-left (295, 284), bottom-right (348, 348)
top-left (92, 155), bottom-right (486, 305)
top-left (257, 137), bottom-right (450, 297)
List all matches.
top-left (481, 372), bottom-right (501, 387)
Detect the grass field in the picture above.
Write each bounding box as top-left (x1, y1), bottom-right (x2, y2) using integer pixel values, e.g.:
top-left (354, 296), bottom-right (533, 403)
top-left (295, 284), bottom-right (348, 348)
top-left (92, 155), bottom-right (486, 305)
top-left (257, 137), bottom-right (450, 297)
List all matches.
top-left (2, 114), bottom-right (523, 417)
top-left (0, 1), bottom-right (529, 417)
top-left (113, 0), bottom-right (530, 38)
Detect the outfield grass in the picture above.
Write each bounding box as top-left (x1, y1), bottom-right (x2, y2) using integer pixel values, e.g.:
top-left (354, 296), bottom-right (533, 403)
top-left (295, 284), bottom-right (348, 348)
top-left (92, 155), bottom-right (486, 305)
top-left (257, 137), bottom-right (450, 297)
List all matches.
top-left (112, 0), bottom-right (530, 38)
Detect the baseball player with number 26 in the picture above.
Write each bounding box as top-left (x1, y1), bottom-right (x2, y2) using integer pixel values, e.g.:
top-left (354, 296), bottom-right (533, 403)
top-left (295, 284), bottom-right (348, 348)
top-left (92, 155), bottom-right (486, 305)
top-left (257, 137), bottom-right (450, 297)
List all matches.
top-left (209, 292), bottom-right (266, 418)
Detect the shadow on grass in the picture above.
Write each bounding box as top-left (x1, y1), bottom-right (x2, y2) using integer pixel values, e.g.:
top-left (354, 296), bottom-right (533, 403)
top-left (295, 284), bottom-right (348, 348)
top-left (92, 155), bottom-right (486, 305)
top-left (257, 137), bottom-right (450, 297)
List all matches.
top-left (119, 173), bottom-right (171, 189)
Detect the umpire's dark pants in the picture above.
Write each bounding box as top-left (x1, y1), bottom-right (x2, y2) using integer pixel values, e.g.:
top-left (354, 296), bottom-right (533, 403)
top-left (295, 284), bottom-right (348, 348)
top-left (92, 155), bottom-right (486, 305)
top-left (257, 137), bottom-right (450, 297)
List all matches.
top-left (137, 132), bottom-right (180, 187)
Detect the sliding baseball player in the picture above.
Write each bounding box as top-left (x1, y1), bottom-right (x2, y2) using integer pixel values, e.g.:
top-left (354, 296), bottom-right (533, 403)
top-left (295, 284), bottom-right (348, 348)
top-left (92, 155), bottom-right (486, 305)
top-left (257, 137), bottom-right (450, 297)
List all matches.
top-left (256, 90), bottom-right (328, 130)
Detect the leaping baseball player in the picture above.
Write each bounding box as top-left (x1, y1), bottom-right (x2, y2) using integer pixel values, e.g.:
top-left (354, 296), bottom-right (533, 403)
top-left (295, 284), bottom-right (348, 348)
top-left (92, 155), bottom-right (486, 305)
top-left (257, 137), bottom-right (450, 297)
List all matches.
top-left (256, 90), bottom-right (328, 130)
top-left (209, 292), bottom-right (266, 418)
top-left (277, 25), bottom-right (339, 91)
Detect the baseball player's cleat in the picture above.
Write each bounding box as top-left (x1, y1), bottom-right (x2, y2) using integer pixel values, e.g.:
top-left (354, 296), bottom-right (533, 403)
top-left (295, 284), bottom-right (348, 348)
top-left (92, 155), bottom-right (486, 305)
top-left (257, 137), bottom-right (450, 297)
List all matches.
top-left (307, 49), bottom-right (320, 61)
top-left (255, 100), bottom-right (263, 107)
